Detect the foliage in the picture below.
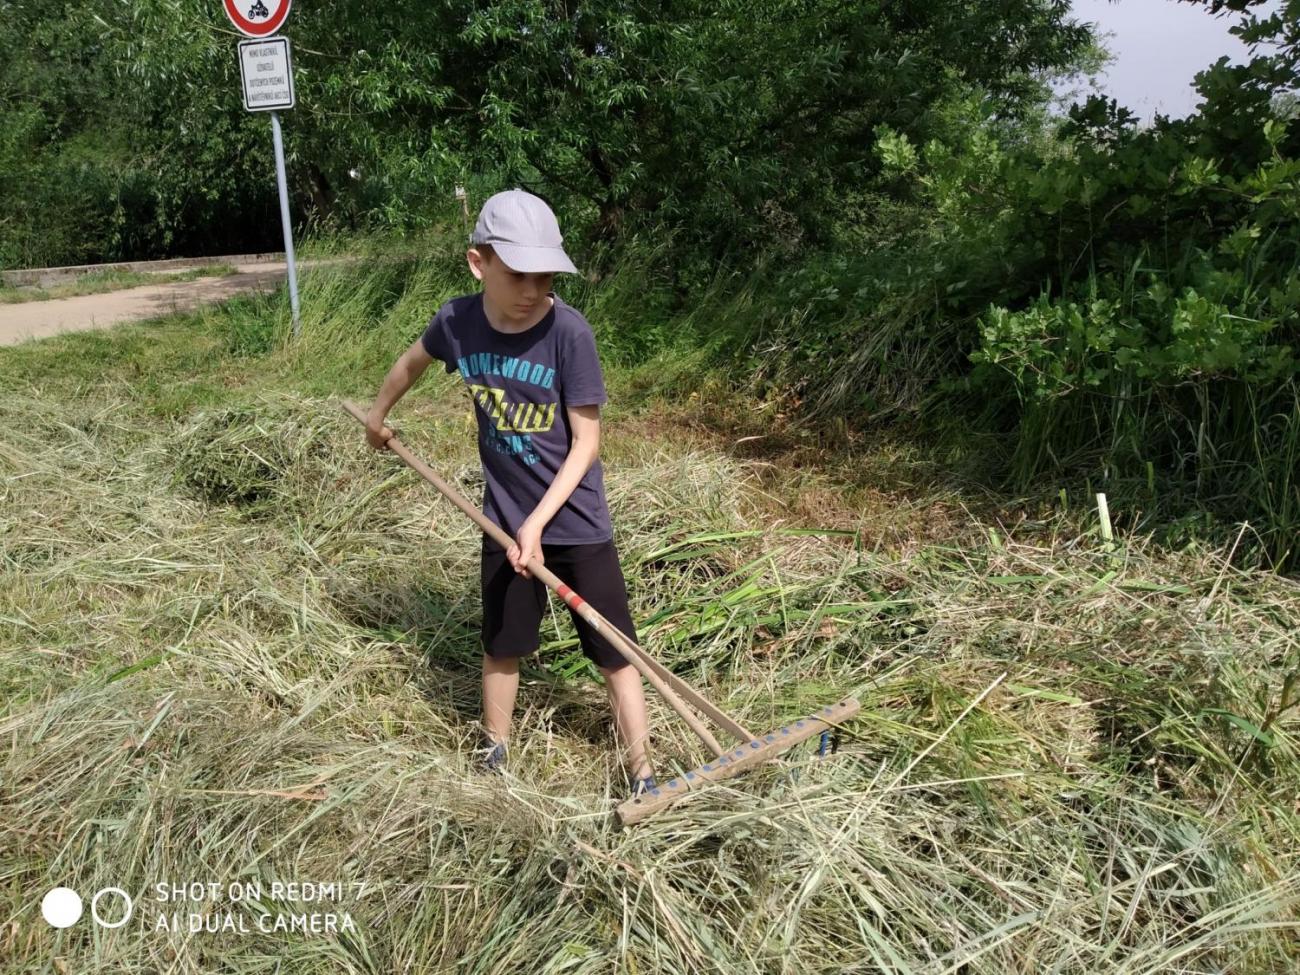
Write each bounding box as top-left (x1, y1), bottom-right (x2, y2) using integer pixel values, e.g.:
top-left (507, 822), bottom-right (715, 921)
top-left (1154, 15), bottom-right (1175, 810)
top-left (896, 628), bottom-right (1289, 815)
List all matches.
top-left (0, 0), bottom-right (1093, 268)
top-left (962, 48), bottom-right (1299, 569)
top-left (4, 0), bottom-right (1299, 569)
top-left (0, 1), bottom-right (281, 267)
top-left (645, 7), bottom-right (1300, 569)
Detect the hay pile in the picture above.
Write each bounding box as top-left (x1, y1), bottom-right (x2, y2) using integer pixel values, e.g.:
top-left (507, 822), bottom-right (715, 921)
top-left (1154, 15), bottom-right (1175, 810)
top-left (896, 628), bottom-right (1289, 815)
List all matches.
top-left (1, 375), bottom-right (1297, 972)
top-left (173, 403), bottom-right (332, 507)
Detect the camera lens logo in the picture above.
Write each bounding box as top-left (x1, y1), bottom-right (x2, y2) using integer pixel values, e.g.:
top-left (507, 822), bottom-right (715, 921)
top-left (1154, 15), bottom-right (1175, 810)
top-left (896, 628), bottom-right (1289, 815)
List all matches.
top-left (41, 889), bottom-right (81, 928)
top-left (41, 887), bottom-right (133, 929)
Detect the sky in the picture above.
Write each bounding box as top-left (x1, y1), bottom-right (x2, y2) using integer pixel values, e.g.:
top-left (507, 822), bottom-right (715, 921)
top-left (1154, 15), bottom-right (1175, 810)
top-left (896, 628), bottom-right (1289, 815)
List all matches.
top-left (1060, 0), bottom-right (1279, 119)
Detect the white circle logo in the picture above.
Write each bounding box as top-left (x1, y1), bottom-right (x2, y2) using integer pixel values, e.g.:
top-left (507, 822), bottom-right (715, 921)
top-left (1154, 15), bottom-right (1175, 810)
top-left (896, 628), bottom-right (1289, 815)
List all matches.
top-left (91, 887), bottom-right (133, 928)
top-left (41, 888), bottom-right (83, 928)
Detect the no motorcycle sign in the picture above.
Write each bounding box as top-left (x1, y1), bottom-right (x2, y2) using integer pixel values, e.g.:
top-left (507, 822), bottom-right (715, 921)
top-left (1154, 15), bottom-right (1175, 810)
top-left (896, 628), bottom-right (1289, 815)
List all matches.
top-left (224, 0), bottom-right (292, 38)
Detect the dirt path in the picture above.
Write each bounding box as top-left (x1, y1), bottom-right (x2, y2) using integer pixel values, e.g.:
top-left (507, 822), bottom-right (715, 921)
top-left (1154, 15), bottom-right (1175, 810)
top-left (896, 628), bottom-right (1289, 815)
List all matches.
top-left (0, 261), bottom-right (291, 346)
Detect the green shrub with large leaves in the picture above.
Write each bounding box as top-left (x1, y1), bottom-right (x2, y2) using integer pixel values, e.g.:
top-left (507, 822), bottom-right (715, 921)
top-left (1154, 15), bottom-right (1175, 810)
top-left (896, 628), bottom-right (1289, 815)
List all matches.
top-left (968, 49), bottom-right (1299, 568)
top-left (707, 3), bottom-right (1300, 569)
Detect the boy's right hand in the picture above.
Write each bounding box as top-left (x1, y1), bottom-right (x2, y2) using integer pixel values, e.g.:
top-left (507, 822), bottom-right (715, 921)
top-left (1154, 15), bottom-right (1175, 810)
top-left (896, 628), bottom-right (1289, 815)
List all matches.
top-left (365, 411), bottom-right (395, 450)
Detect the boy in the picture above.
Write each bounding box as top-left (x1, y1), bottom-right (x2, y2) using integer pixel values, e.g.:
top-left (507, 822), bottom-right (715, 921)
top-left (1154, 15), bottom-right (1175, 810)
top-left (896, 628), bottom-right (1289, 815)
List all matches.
top-left (364, 189), bottom-right (656, 797)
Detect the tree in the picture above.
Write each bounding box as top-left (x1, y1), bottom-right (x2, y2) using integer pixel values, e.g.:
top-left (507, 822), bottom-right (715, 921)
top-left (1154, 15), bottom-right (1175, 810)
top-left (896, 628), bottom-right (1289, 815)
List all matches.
top-left (2, 0), bottom-right (1098, 265)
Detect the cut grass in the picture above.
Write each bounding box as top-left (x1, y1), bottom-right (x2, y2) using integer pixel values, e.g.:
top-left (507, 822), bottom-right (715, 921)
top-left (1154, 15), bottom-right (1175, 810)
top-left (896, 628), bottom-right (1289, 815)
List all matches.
top-left (0, 255), bottom-right (1296, 972)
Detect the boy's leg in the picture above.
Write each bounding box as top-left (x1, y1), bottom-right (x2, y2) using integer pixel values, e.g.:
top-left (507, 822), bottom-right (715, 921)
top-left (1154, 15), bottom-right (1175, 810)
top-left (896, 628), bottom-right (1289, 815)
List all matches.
top-left (480, 540), bottom-right (546, 752)
top-left (482, 653), bottom-right (519, 746)
top-left (601, 661), bottom-right (653, 781)
top-left (555, 540), bottom-right (656, 782)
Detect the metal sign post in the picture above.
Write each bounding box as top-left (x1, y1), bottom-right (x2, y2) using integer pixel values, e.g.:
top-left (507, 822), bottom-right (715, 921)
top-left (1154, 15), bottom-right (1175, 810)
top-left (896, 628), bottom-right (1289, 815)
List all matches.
top-left (231, 3), bottom-right (301, 337)
top-left (269, 110), bottom-right (301, 337)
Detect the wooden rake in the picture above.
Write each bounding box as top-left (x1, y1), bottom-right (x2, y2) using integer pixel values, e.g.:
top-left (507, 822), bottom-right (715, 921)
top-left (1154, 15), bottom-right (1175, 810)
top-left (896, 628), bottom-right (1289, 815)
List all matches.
top-left (341, 400), bottom-right (860, 824)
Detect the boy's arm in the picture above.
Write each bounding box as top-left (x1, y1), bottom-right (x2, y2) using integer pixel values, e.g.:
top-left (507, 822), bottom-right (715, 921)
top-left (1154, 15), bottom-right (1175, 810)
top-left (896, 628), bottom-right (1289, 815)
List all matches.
top-left (508, 404), bottom-right (600, 577)
top-left (365, 338), bottom-right (434, 449)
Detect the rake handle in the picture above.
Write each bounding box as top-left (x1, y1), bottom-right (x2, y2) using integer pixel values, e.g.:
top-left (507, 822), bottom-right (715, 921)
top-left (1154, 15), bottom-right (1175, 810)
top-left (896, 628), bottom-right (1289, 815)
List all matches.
top-left (339, 399), bottom-right (738, 756)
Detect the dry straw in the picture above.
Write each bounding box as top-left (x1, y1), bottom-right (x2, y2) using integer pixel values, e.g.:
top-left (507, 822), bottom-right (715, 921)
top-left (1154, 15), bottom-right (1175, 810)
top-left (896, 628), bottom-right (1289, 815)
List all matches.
top-left (1, 280), bottom-right (1297, 971)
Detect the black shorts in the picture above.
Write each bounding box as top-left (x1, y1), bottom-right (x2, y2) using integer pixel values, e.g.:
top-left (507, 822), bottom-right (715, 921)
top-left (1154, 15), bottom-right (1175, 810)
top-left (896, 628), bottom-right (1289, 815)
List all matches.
top-left (480, 538), bottom-right (638, 670)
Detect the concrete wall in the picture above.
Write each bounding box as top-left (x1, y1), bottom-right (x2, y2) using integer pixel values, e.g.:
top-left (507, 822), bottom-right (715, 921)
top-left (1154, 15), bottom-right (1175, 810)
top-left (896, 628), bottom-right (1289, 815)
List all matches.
top-left (2, 253), bottom-right (286, 289)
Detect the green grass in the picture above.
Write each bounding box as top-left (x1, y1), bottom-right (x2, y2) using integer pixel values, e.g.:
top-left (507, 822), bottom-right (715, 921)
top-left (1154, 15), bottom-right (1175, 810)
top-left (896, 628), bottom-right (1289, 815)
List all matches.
top-left (0, 263), bottom-right (237, 303)
top-left (0, 252), bottom-right (1297, 972)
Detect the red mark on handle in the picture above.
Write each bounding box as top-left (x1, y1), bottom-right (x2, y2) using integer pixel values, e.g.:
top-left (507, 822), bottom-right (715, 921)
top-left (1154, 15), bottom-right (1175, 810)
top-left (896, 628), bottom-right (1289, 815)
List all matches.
top-left (555, 583), bottom-right (587, 612)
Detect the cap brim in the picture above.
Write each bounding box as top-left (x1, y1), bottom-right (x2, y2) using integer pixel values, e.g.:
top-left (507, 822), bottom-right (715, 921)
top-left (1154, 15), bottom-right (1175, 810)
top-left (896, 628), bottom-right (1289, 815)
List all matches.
top-left (490, 243), bottom-right (579, 275)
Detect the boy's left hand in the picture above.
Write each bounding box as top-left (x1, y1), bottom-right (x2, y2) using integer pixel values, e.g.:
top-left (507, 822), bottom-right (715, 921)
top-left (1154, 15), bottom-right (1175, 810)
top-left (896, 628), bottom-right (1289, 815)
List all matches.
top-left (508, 520), bottom-right (544, 578)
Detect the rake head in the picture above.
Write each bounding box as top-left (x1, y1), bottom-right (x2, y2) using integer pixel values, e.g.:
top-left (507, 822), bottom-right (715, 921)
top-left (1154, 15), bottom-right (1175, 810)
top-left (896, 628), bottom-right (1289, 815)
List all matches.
top-left (616, 698), bottom-right (860, 825)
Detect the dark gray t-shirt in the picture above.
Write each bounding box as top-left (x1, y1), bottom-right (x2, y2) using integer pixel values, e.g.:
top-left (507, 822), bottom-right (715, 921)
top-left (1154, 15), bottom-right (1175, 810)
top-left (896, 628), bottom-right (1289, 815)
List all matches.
top-left (420, 292), bottom-right (614, 545)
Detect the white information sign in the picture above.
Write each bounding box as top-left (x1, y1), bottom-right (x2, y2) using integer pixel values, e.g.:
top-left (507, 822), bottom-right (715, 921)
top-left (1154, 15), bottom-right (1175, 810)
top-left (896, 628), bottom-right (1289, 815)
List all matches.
top-left (238, 37), bottom-right (295, 112)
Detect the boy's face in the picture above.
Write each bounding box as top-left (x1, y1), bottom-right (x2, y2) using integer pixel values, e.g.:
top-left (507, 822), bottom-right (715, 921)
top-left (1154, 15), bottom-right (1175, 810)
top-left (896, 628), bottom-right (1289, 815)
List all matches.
top-left (467, 248), bottom-right (555, 328)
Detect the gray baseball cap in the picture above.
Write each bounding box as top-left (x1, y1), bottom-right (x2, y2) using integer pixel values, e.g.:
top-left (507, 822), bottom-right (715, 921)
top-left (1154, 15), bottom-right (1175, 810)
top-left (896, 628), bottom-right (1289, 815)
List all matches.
top-left (470, 188), bottom-right (579, 274)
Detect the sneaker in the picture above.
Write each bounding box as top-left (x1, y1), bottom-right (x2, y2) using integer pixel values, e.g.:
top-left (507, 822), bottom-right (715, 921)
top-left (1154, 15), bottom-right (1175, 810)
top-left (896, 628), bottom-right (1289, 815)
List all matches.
top-left (476, 739), bottom-right (507, 774)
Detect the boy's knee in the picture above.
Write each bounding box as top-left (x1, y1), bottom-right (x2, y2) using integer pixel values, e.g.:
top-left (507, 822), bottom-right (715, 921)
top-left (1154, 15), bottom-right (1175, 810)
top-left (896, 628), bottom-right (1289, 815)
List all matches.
top-left (599, 660), bottom-right (634, 681)
top-left (482, 652), bottom-right (521, 673)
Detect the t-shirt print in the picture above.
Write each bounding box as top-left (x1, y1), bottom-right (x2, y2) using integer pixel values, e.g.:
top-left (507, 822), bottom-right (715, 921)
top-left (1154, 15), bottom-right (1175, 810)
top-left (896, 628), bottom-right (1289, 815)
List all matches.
top-left (460, 353), bottom-right (557, 465)
top-left (420, 292), bottom-right (614, 545)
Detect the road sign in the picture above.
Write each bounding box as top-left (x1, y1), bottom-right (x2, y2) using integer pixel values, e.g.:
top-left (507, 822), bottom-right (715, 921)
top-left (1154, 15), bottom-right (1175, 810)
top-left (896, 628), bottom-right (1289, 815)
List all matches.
top-left (238, 38), bottom-right (294, 112)
top-left (234, 34), bottom-right (301, 336)
top-left (224, 0), bottom-right (292, 38)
